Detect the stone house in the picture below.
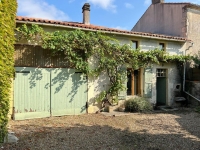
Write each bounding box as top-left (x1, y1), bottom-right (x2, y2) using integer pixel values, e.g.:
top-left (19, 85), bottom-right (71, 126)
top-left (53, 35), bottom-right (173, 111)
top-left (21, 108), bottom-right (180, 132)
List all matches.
top-left (132, 0), bottom-right (200, 104)
top-left (10, 3), bottom-right (188, 120)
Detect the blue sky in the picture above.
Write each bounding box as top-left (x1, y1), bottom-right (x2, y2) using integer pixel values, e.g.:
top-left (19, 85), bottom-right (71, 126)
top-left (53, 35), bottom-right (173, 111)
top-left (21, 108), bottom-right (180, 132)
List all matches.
top-left (17, 0), bottom-right (200, 30)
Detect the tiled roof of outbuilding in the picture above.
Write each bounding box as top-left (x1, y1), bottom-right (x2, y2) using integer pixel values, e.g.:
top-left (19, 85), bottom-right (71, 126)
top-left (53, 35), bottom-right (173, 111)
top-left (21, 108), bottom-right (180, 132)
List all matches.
top-left (16, 16), bottom-right (188, 42)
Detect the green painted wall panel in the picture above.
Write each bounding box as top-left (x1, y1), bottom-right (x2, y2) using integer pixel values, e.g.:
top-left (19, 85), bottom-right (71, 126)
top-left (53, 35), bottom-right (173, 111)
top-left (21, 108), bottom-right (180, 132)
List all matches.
top-left (51, 69), bottom-right (87, 116)
top-left (118, 67), bottom-right (127, 100)
top-left (14, 67), bottom-right (51, 120)
top-left (74, 73), bottom-right (87, 114)
top-left (144, 68), bottom-right (153, 98)
top-left (14, 67), bottom-right (87, 120)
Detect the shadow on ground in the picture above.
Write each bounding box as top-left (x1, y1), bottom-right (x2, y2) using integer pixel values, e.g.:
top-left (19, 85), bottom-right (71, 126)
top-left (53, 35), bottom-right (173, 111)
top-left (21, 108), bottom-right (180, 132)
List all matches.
top-left (2, 111), bottom-right (200, 150)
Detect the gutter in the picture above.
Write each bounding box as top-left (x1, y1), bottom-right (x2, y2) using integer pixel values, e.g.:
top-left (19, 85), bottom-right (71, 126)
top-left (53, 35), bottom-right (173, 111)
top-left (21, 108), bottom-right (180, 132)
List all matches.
top-left (183, 42), bottom-right (200, 102)
top-left (16, 20), bottom-right (187, 42)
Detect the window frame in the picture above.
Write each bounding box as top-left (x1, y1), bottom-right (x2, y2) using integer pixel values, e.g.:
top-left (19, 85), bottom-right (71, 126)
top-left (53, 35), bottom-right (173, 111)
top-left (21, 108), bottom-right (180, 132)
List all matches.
top-left (159, 42), bottom-right (166, 51)
top-left (132, 40), bottom-right (139, 50)
top-left (156, 69), bottom-right (167, 77)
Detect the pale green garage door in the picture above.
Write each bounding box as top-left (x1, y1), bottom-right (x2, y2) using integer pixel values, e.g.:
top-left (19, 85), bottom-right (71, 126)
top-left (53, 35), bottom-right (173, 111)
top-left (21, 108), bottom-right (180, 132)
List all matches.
top-left (14, 67), bottom-right (87, 120)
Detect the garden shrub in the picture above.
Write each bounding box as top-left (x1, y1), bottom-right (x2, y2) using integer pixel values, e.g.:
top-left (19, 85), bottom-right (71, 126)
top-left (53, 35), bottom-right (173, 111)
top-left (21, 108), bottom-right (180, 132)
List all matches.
top-left (125, 97), bottom-right (153, 112)
top-left (0, 0), bottom-right (17, 143)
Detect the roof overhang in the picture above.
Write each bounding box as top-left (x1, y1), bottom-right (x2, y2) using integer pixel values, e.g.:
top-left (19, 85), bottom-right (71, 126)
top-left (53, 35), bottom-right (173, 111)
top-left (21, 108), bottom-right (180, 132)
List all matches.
top-left (16, 17), bottom-right (188, 43)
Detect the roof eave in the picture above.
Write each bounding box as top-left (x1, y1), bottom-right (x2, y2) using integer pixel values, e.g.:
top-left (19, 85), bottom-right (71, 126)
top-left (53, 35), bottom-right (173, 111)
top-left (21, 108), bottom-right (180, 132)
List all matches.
top-left (16, 20), bottom-right (188, 43)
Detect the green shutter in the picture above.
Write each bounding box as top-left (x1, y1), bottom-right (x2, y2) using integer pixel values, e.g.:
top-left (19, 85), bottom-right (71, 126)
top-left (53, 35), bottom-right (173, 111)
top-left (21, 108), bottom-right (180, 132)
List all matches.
top-left (51, 68), bottom-right (87, 116)
top-left (144, 68), bottom-right (153, 98)
top-left (14, 67), bottom-right (87, 120)
top-left (118, 66), bottom-right (127, 100)
top-left (14, 67), bottom-right (51, 120)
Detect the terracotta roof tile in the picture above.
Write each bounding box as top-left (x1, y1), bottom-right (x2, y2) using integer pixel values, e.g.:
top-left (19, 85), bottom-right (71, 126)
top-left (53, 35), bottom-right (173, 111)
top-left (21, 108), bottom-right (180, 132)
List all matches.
top-left (16, 16), bottom-right (188, 41)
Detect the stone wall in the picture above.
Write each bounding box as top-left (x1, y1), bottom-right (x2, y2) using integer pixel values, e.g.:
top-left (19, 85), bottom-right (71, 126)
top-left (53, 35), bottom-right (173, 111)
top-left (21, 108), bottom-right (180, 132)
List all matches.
top-left (87, 37), bottom-right (185, 113)
top-left (187, 9), bottom-right (200, 56)
top-left (185, 81), bottom-right (200, 106)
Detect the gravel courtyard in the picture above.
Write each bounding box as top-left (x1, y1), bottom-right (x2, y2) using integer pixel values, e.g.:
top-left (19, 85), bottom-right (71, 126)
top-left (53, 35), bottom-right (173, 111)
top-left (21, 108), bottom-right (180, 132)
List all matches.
top-left (2, 109), bottom-right (200, 150)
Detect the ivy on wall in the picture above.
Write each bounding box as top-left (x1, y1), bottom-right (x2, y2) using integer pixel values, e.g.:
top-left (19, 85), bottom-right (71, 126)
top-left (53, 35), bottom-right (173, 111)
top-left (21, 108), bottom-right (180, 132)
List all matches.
top-left (0, 0), bottom-right (17, 142)
top-left (193, 51), bottom-right (200, 68)
top-left (16, 24), bottom-right (191, 101)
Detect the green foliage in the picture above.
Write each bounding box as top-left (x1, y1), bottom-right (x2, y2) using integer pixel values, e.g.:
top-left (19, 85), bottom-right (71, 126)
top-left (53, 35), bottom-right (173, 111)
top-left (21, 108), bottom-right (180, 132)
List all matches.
top-left (95, 91), bottom-right (106, 103)
top-left (192, 51), bottom-right (200, 68)
top-left (195, 106), bottom-right (200, 113)
top-left (0, 0), bottom-right (17, 142)
top-left (16, 24), bottom-right (44, 44)
top-left (125, 97), bottom-right (153, 112)
top-left (16, 24), bottom-right (191, 102)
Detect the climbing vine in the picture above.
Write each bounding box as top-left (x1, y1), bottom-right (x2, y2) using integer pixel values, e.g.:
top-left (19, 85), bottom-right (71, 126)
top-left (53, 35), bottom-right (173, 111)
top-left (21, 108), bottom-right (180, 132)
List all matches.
top-left (16, 24), bottom-right (191, 100)
top-left (193, 51), bottom-right (200, 68)
top-left (0, 0), bottom-right (17, 143)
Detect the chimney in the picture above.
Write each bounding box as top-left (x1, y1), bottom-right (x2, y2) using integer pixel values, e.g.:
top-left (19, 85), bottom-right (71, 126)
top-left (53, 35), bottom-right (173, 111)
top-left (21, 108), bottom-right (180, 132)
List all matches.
top-left (82, 3), bottom-right (90, 25)
top-left (152, 0), bottom-right (164, 4)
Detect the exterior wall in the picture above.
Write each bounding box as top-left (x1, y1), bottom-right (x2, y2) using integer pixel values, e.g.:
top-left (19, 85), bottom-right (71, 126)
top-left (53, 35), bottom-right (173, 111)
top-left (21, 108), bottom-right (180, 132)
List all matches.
top-left (184, 8), bottom-right (200, 104)
top-left (150, 63), bottom-right (181, 106)
top-left (187, 68), bottom-right (200, 81)
top-left (15, 23), bottom-right (186, 113)
top-left (132, 3), bottom-right (187, 37)
top-left (87, 37), bottom-right (185, 113)
top-left (185, 81), bottom-right (200, 105)
top-left (186, 8), bottom-right (200, 56)
top-left (87, 37), bottom-right (132, 113)
top-left (15, 45), bottom-right (70, 68)
top-left (140, 39), bottom-right (184, 55)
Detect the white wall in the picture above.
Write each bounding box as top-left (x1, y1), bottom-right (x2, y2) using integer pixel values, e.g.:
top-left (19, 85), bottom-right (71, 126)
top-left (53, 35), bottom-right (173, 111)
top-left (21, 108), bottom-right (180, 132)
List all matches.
top-left (140, 39), bottom-right (184, 55)
top-left (87, 36), bottom-right (185, 113)
top-left (150, 63), bottom-right (181, 106)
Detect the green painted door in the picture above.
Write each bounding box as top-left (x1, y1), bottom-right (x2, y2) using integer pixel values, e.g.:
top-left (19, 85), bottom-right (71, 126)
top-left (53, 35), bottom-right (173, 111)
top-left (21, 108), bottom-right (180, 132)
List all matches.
top-left (51, 69), bottom-right (87, 116)
top-left (14, 67), bottom-right (87, 120)
top-left (156, 77), bottom-right (166, 105)
top-left (144, 68), bottom-right (153, 98)
top-left (156, 69), bottom-right (167, 105)
top-left (14, 67), bottom-right (51, 120)
top-left (118, 66), bottom-right (127, 100)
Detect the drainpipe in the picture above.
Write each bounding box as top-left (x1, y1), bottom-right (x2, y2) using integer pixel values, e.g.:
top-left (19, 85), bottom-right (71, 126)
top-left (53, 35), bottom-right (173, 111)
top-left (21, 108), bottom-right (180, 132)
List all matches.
top-left (183, 42), bottom-right (200, 102)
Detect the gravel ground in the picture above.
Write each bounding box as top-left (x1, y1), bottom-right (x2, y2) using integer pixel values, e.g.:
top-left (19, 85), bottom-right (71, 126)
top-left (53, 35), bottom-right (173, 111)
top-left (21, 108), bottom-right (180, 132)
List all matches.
top-left (1, 109), bottom-right (200, 150)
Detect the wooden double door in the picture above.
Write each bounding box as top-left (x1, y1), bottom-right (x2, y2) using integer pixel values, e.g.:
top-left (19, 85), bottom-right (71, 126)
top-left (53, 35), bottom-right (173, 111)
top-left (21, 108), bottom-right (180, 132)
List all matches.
top-left (127, 69), bottom-right (141, 96)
